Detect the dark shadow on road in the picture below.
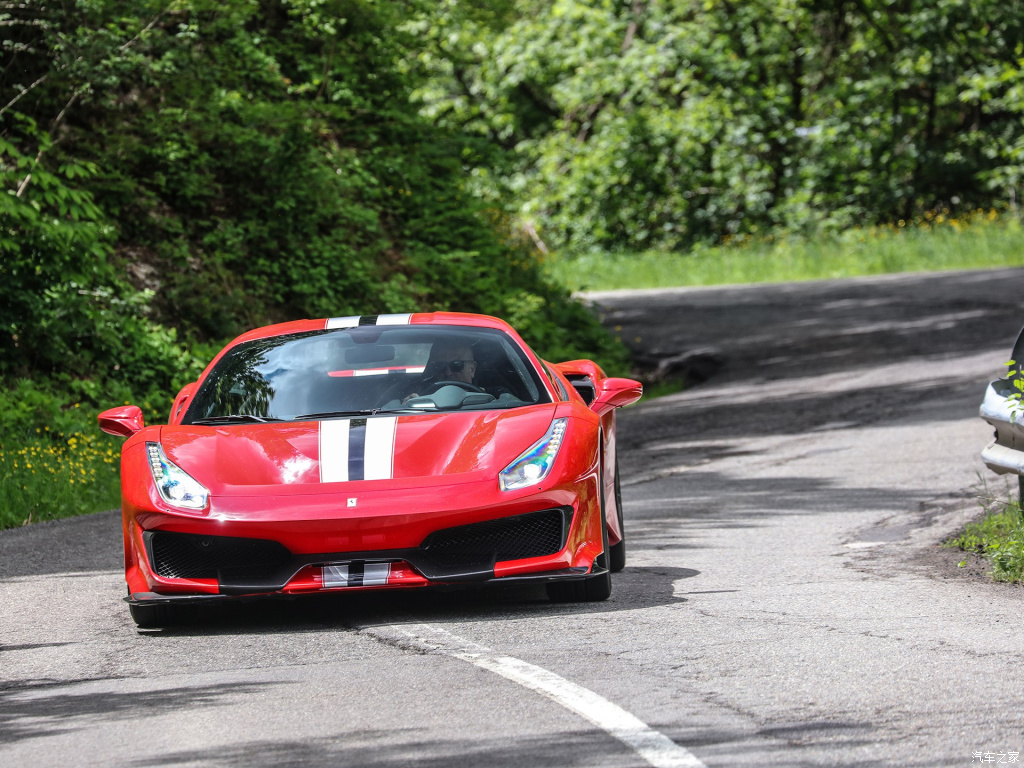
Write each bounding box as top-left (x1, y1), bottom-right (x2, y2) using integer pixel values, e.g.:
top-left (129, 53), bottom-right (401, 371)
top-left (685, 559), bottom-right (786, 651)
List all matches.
top-left (624, 471), bottom-right (938, 532)
top-left (620, 371), bottom-right (987, 465)
top-left (0, 678), bottom-right (277, 744)
top-left (0, 643), bottom-right (75, 653)
top-left (120, 723), bottom-right (951, 768)
top-left (124, 729), bottom-right (642, 768)
top-left (593, 268), bottom-right (1024, 385)
top-left (125, 565), bottom-right (699, 638)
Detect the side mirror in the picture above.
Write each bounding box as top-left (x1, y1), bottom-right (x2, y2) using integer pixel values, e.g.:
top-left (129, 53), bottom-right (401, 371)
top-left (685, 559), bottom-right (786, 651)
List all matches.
top-left (591, 378), bottom-right (643, 417)
top-left (98, 405), bottom-right (145, 437)
top-left (170, 382), bottom-right (197, 423)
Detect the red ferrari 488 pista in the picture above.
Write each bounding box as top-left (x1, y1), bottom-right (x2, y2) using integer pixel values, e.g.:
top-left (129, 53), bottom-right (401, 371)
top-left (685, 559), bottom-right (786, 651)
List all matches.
top-left (98, 312), bottom-right (642, 627)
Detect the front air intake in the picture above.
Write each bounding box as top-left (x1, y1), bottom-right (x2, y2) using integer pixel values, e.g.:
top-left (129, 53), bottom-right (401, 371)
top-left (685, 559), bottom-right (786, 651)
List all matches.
top-left (146, 531), bottom-right (291, 580)
top-left (417, 507), bottom-right (572, 575)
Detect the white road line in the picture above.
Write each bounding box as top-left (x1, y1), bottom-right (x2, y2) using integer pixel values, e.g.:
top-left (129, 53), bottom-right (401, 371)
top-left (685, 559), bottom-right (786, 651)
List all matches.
top-left (386, 624), bottom-right (706, 768)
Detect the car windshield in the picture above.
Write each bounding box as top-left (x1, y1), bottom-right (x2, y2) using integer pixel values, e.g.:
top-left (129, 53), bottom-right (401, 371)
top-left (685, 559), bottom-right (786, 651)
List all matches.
top-left (182, 325), bottom-right (549, 424)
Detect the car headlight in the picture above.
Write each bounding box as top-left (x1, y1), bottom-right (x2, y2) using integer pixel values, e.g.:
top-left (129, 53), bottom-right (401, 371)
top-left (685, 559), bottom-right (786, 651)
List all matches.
top-left (499, 418), bottom-right (567, 491)
top-left (146, 442), bottom-right (209, 510)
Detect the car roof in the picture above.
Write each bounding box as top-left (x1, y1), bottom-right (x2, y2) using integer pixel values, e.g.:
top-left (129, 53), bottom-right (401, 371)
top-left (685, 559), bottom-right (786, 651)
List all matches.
top-left (229, 312), bottom-right (517, 346)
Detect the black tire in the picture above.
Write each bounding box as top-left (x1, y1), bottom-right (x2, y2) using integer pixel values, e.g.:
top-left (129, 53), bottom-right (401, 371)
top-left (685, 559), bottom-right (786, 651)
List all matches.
top-left (547, 460), bottom-right (612, 603)
top-left (129, 602), bottom-right (170, 629)
top-left (1018, 475), bottom-right (1024, 506)
top-left (609, 457), bottom-right (626, 573)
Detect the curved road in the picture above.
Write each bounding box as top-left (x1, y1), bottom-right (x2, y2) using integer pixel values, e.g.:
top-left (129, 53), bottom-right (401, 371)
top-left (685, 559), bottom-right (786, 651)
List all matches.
top-left (3, 268), bottom-right (1024, 767)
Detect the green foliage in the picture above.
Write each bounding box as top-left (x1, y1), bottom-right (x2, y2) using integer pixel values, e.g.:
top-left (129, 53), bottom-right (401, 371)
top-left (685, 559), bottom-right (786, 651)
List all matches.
top-left (0, 0), bottom-right (625, 526)
top-left (947, 495), bottom-right (1024, 582)
top-left (410, 0), bottom-right (1024, 253)
top-left (2, 0), bottom-right (618, 365)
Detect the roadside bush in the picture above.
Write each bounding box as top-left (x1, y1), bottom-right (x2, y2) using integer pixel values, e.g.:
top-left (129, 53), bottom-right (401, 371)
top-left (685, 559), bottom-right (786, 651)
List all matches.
top-left (947, 495), bottom-right (1024, 582)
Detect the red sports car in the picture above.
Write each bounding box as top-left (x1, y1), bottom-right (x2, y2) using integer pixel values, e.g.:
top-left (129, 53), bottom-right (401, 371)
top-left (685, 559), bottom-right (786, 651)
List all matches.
top-left (98, 312), bottom-right (642, 627)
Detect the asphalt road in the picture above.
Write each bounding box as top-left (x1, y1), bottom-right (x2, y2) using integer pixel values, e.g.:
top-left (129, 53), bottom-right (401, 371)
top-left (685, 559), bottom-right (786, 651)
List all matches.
top-left (4, 268), bottom-right (1024, 767)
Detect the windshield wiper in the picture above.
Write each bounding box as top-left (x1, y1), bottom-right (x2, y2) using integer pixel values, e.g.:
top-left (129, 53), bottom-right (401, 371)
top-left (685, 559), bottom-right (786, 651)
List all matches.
top-left (293, 408), bottom-right (423, 421)
top-left (292, 409), bottom-right (382, 421)
top-left (191, 414), bottom-right (282, 425)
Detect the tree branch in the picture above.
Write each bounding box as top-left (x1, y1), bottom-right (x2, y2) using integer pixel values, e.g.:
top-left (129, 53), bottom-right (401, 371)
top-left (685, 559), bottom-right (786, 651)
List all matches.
top-left (118, 4), bottom-right (174, 52)
top-left (50, 86), bottom-right (83, 131)
top-left (15, 145), bottom-right (43, 197)
top-left (0, 70), bottom-right (49, 119)
top-left (622, 0), bottom-right (647, 52)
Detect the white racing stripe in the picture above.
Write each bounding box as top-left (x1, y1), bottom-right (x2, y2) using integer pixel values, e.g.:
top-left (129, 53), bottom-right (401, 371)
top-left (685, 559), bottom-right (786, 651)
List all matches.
top-left (319, 419), bottom-right (350, 483)
top-left (323, 564), bottom-right (350, 587)
top-left (322, 562), bottom-right (392, 587)
top-left (376, 313), bottom-right (412, 325)
top-left (325, 316), bottom-right (360, 329)
top-left (325, 313), bottom-right (412, 328)
top-left (363, 563), bottom-right (391, 586)
top-left (384, 624), bottom-right (706, 768)
top-left (319, 417), bottom-right (399, 483)
top-left (364, 417), bottom-right (397, 480)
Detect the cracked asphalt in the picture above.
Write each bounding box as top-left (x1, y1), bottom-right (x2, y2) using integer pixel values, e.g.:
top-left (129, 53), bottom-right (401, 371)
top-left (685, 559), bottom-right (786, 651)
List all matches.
top-left (3, 267), bottom-right (1024, 767)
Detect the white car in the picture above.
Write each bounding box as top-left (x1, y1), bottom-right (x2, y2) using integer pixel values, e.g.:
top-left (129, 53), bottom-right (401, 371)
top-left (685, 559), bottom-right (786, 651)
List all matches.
top-left (980, 326), bottom-right (1024, 497)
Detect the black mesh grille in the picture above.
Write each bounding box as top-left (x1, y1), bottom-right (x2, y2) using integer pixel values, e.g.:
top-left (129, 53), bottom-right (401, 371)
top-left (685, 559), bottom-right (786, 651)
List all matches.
top-left (144, 508), bottom-right (571, 589)
top-left (419, 508), bottom-right (569, 570)
top-left (149, 531), bottom-right (291, 580)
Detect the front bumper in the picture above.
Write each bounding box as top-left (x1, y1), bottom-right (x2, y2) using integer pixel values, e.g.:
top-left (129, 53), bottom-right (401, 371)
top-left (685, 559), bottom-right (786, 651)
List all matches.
top-left (125, 491), bottom-right (605, 600)
top-left (140, 506), bottom-right (576, 594)
top-left (980, 379), bottom-right (1024, 476)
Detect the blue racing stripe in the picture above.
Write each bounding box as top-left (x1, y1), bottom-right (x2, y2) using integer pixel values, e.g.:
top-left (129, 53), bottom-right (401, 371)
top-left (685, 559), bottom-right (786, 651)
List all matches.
top-left (348, 418), bottom-right (367, 481)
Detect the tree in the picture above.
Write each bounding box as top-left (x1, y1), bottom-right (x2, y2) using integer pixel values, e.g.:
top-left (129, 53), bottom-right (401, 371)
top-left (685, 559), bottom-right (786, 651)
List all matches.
top-left (409, 0), bottom-right (1024, 252)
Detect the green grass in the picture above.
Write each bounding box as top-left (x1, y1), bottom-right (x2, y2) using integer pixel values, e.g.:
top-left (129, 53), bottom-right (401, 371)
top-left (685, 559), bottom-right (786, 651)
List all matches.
top-left (0, 380), bottom-right (161, 530)
top-left (548, 212), bottom-right (1024, 292)
top-left (0, 427), bottom-right (122, 530)
top-left (946, 494), bottom-right (1024, 582)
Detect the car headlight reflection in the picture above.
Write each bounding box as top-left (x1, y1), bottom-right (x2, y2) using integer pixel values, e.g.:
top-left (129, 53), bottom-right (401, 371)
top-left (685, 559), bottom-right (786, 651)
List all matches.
top-left (146, 442), bottom-right (209, 510)
top-left (499, 418), bottom-right (567, 491)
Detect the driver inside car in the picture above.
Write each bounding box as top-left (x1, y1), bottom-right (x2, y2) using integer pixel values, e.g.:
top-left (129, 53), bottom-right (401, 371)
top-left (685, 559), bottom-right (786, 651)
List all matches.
top-left (402, 342), bottom-right (478, 403)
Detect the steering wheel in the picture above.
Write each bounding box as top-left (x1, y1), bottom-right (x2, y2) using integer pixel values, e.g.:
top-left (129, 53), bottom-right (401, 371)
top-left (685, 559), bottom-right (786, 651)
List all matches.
top-left (426, 380), bottom-right (486, 394)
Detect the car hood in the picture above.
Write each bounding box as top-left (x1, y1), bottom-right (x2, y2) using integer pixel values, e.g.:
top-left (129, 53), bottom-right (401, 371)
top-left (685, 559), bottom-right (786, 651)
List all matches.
top-left (158, 406), bottom-right (558, 495)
